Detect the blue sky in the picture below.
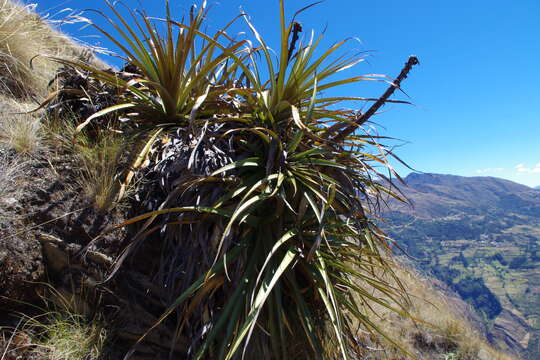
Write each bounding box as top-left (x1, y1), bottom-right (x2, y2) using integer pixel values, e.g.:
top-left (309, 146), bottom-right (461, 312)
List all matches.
top-left (34, 0), bottom-right (540, 187)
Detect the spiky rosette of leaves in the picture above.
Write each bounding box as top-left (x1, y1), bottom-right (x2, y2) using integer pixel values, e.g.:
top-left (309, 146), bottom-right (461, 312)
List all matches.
top-left (48, 0), bottom-right (254, 201)
top-left (66, 1), bottom-right (417, 359)
top-left (53, 0), bottom-right (247, 130)
top-left (127, 118), bottom-right (410, 359)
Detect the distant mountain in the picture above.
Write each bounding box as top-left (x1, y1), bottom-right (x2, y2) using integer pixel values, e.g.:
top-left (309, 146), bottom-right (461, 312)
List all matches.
top-left (384, 173), bottom-right (540, 358)
top-left (392, 173), bottom-right (540, 218)
top-left (535, 186), bottom-right (540, 190)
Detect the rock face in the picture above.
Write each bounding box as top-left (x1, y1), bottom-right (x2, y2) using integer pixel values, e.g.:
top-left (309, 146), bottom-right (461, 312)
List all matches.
top-left (0, 151), bottom-right (44, 304)
top-left (384, 173), bottom-right (540, 358)
top-left (0, 139), bottom-right (175, 357)
top-left (0, 217), bottom-right (44, 303)
top-left (0, 146), bottom-right (121, 305)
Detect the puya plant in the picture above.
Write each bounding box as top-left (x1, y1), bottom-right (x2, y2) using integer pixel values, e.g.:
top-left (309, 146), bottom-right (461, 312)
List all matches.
top-left (51, 0), bottom-right (249, 200)
top-left (61, 0), bottom-right (419, 359)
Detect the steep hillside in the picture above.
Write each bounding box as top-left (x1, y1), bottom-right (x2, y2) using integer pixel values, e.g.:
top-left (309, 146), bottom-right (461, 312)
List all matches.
top-left (358, 260), bottom-right (514, 359)
top-left (384, 173), bottom-right (540, 358)
top-left (0, 1), bottom-right (517, 359)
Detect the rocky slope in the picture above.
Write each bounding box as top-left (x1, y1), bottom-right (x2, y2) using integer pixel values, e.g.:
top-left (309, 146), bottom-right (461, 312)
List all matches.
top-left (384, 173), bottom-right (540, 359)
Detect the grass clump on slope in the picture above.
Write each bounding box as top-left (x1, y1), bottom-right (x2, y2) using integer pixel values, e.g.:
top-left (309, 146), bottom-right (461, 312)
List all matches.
top-left (0, 0), bottom-right (106, 158)
top-left (0, 0), bottom-right (85, 99)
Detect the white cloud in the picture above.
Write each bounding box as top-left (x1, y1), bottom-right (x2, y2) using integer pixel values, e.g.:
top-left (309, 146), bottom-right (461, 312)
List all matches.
top-left (475, 167), bottom-right (504, 174)
top-left (515, 163), bottom-right (540, 174)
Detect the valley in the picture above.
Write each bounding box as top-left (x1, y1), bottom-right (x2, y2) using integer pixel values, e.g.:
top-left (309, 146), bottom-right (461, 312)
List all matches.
top-left (384, 173), bottom-right (540, 359)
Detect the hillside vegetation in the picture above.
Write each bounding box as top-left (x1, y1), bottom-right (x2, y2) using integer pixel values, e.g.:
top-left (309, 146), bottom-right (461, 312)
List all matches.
top-left (385, 173), bottom-right (540, 359)
top-left (0, 1), bottom-right (515, 359)
top-left (0, 0), bottom-right (104, 99)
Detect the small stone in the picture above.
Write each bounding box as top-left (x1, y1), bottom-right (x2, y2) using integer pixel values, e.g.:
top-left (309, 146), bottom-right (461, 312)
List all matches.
top-left (477, 348), bottom-right (490, 360)
top-left (2, 197), bottom-right (17, 206)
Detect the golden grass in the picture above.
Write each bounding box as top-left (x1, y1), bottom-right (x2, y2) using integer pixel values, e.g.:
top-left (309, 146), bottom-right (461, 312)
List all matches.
top-left (357, 261), bottom-right (517, 359)
top-left (0, 0), bottom-right (104, 99)
top-left (0, 98), bottom-right (41, 155)
top-left (0, 0), bottom-right (108, 156)
top-left (0, 94), bottom-right (43, 165)
top-left (75, 132), bottom-right (125, 212)
top-left (1, 0), bottom-right (64, 98)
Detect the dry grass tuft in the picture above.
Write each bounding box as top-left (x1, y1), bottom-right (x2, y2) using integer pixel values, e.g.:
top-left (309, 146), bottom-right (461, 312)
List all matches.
top-left (0, 114), bottom-right (41, 155)
top-left (75, 132), bottom-right (125, 212)
top-left (0, 0), bottom-right (104, 99)
top-left (1, 0), bottom-right (62, 98)
top-left (31, 311), bottom-right (107, 360)
top-left (0, 96), bottom-right (42, 155)
top-left (0, 148), bottom-right (26, 204)
top-left (3, 288), bottom-right (110, 360)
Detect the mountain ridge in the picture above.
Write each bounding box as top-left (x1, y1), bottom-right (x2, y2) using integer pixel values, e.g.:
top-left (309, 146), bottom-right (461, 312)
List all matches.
top-left (405, 172), bottom-right (535, 190)
top-left (392, 173), bottom-right (540, 218)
